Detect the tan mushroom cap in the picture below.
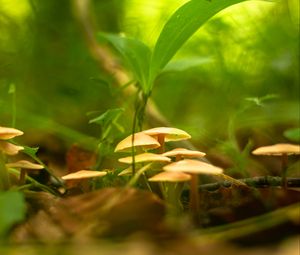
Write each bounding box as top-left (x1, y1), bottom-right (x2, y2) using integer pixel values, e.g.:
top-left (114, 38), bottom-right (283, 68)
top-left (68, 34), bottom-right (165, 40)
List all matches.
top-left (163, 159), bottom-right (223, 175)
top-left (142, 127), bottom-right (191, 142)
top-left (0, 141), bottom-right (24, 155)
top-left (118, 152), bottom-right (171, 164)
top-left (252, 143), bottom-right (300, 156)
top-left (0, 126), bottom-right (24, 140)
top-left (163, 148), bottom-right (206, 158)
top-left (6, 160), bottom-right (44, 170)
top-left (148, 171), bottom-right (191, 182)
top-left (61, 170), bottom-right (107, 180)
top-left (114, 132), bottom-right (160, 152)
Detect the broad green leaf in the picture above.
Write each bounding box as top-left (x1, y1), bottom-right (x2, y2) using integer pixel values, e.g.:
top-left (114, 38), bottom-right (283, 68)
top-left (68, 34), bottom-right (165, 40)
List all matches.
top-left (284, 128), bottom-right (300, 142)
top-left (98, 33), bottom-right (151, 92)
top-left (150, 0), bottom-right (248, 84)
top-left (161, 56), bottom-right (212, 73)
top-left (0, 191), bottom-right (26, 237)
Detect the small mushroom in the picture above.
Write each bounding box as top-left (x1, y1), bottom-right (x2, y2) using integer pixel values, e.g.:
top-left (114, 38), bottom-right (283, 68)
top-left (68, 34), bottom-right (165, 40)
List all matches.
top-left (149, 171), bottom-right (191, 182)
top-left (149, 171), bottom-right (191, 216)
top-left (118, 153), bottom-right (171, 189)
top-left (61, 170), bottom-right (107, 191)
top-left (6, 160), bottom-right (44, 185)
top-left (0, 126), bottom-right (24, 140)
top-left (252, 143), bottom-right (300, 188)
top-left (0, 141), bottom-right (24, 156)
top-left (163, 147), bottom-right (206, 161)
top-left (143, 127), bottom-right (191, 153)
top-left (114, 132), bottom-right (160, 152)
top-left (163, 159), bottom-right (223, 224)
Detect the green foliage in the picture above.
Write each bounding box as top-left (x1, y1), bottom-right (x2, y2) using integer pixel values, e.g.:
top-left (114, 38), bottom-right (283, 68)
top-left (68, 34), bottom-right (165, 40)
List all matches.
top-left (98, 33), bottom-right (151, 92)
top-left (0, 191), bottom-right (26, 237)
top-left (161, 56), bottom-right (212, 73)
top-left (89, 108), bottom-right (124, 137)
top-left (22, 146), bottom-right (39, 158)
top-left (284, 128), bottom-right (300, 143)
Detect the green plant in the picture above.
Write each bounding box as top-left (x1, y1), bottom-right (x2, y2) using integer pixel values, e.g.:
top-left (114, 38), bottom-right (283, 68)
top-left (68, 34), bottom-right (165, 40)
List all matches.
top-left (99, 0), bottom-right (272, 132)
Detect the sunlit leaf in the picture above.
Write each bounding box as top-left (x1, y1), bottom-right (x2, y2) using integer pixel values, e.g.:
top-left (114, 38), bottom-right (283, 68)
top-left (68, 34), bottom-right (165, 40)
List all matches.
top-left (98, 33), bottom-right (151, 92)
top-left (150, 0), bottom-right (248, 84)
top-left (0, 191), bottom-right (26, 237)
top-left (161, 56), bottom-right (212, 73)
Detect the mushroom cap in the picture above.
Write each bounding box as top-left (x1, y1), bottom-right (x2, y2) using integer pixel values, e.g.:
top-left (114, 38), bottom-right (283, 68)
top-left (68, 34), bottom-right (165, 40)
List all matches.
top-left (61, 170), bottom-right (107, 180)
top-left (148, 171), bottom-right (191, 182)
top-left (0, 126), bottom-right (24, 140)
top-left (118, 152), bottom-right (171, 164)
top-left (163, 148), bottom-right (206, 158)
top-left (252, 143), bottom-right (300, 156)
top-left (142, 127), bottom-right (191, 142)
top-left (114, 132), bottom-right (160, 152)
top-left (163, 159), bottom-right (223, 175)
top-left (6, 160), bottom-right (44, 170)
top-left (0, 141), bottom-right (24, 155)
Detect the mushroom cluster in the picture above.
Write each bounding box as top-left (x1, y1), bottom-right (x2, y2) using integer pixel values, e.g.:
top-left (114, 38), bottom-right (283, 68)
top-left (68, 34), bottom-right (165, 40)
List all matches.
top-left (114, 127), bottom-right (224, 223)
top-left (0, 126), bottom-right (45, 187)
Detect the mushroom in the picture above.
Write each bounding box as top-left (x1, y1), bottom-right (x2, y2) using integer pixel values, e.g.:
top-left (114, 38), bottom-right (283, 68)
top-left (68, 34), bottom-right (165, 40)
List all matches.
top-left (149, 171), bottom-right (191, 216)
top-left (163, 147), bottom-right (206, 161)
top-left (252, 143), bottom-right (300, 188)
top-left (118, 153), bottom-right (171, 188)
top-left (0, 141), bottom-right (24, 156)
top-left (0, 126), bottom-right (23, 140)
top-left (61, 170), bottom-right (107, 191)
top-left (114, 132), bottom-right (160, 152)
top-left (6, 160), bottom-right (44, 185)
top-left (142, 127), bottom-right (191, 153)
top-left (118, 152), bottom-right (171, 164)
top-left (163, 159), bottom-right (223, 224)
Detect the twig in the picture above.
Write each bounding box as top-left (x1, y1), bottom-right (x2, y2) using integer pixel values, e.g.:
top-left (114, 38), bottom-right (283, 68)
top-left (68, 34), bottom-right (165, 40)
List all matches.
top-left (182, 176), bottom-right (300, 193)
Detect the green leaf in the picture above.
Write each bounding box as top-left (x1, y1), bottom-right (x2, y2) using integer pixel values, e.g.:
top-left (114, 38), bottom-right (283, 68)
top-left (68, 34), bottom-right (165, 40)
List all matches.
top-left (284, 128), bottom-right (300, 142)
top-left (0, 191), bottom-right (26, 237)
top-left (98, 33), bottom-right (151, 92)
top-left (22, 146), bottom-right (39, 158)
top-left (161, 56), bottom-right (212, 73)
top-left (89, 108), bottom-right (124, 128)
top-left (150, 0), bottom-right (248, 84)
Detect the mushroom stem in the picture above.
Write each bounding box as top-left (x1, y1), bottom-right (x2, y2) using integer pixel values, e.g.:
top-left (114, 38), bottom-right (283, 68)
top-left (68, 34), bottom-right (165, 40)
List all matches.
top-left (190, 174), bottom-right (200, 225)
top-left (281, 153), bottom-right (288, 189)
top-left (157, 134), bottom-right (165, 153)
top-left (175, 155), bottom-right (182, 162)
top-left (19, 169), bottom-right (27, 185)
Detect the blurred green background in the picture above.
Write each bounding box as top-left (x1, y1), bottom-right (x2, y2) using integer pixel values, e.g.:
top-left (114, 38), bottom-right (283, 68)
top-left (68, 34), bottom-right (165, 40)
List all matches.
top-left (0, 0), bottom-right (299, 172)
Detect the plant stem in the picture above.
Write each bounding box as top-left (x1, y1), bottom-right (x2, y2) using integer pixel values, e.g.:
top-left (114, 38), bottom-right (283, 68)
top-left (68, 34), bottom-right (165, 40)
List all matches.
top-left (157, 134), bottom-right (165, 153)
top-left (19, 169), bottom-right (27, 185)
top-left (7, 168), bottom-right (60, 196)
